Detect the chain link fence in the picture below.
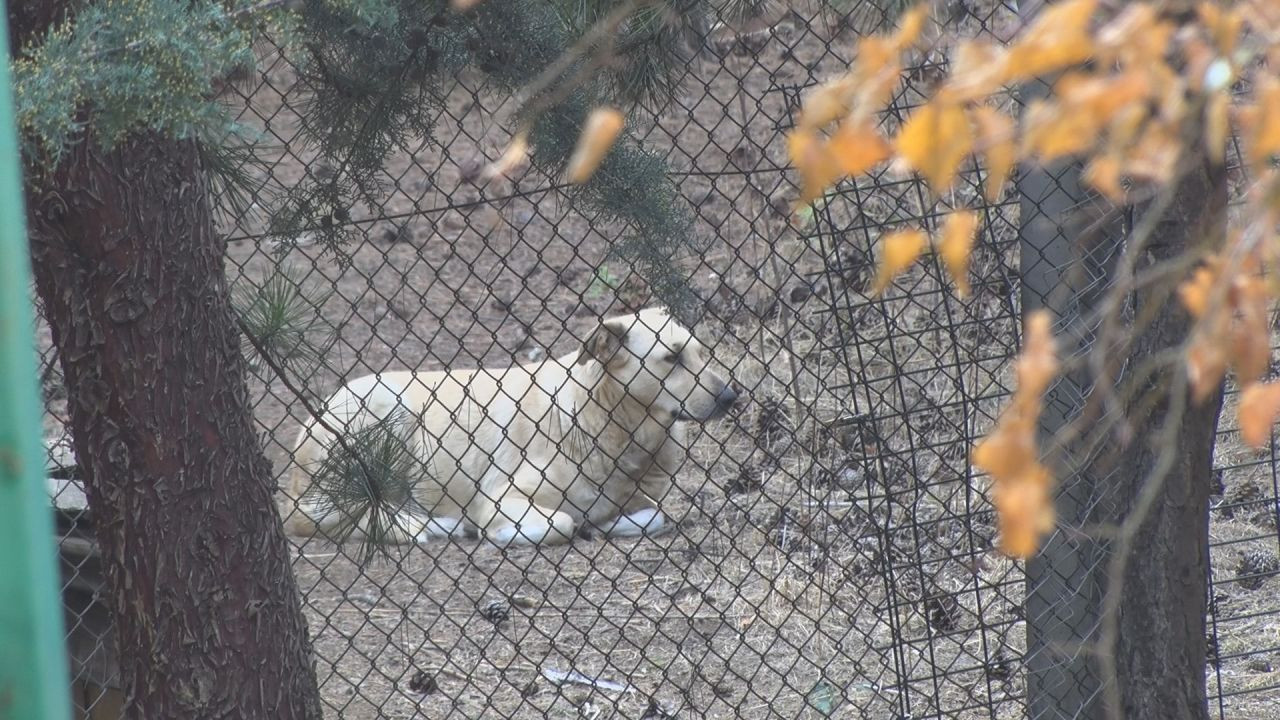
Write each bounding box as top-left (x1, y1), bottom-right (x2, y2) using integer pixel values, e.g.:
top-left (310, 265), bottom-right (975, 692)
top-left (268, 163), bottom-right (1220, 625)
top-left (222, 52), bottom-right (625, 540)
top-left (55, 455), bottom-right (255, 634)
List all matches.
top-left (36, 1), bottom-right (1280, 718)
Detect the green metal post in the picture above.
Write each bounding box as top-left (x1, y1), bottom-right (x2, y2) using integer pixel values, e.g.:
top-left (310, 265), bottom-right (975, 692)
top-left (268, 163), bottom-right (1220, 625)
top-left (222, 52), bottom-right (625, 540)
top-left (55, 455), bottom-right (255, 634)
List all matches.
top-left (0, 6), bottom-right (74, 720)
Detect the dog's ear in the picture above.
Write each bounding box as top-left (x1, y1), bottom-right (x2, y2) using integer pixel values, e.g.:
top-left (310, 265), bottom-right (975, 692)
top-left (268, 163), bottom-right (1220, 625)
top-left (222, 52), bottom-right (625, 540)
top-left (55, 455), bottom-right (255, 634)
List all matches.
top-left (577, 319), bottom-right (628, 366)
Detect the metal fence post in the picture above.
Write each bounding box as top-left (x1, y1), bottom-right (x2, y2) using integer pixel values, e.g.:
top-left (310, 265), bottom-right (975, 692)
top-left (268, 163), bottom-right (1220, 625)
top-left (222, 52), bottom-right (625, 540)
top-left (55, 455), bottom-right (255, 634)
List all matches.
top-left (1018, 105), bottom-right (1124, 719)
top-left (1018, 160), bottom-right (1109, 720)
top-left (0, 5), bottom-right (74, 719)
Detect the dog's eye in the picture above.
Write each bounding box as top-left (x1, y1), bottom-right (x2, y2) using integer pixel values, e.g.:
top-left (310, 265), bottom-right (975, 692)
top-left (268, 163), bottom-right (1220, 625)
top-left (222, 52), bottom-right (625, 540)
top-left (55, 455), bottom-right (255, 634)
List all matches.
top-left (665, 351), bottom-right (681, 364)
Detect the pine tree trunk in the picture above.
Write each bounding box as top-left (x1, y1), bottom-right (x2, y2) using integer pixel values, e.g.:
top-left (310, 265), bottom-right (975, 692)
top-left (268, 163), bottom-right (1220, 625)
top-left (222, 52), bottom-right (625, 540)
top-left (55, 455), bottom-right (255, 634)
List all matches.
top-left (25, 132), bottom-right (323, 718)
top-left (1106, 155), bottom-right (1226, 718)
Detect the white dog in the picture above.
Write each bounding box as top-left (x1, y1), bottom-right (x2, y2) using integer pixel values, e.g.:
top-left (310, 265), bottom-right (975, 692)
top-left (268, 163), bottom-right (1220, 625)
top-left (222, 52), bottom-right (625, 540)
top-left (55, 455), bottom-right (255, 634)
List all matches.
top-left (283, 307), bottom-right (738, 546)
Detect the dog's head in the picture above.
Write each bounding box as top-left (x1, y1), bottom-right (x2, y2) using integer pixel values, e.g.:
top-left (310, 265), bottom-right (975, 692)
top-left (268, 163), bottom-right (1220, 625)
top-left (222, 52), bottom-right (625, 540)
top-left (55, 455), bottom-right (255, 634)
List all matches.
top-left (576, 307), bottom-right (739, 422)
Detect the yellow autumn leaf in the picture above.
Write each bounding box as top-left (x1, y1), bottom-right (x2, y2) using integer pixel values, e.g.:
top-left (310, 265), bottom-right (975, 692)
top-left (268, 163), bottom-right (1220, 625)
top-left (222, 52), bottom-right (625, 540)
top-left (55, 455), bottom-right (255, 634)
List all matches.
top-left (1196, 2), bottom-right (1222, 44)
top-left (567, 108), bottom-right (625, 184)
top-left (973, 309), bottom-right (1058, 560)
top-left (992, 464), bottom-right (1055, 559)
top-left (1056, 70), bottom-right (1152, 126)
top-left (970, 106), bottom-right (1015, 202)
top-left (1244, 78), bottom-right (1280, 174)
top-left (479, 132), bottom-right (530, 182)
top-left (893, 3), bottom-right (930, 51)
top-left (1140, 61), bottom-right (1180, 116)
top-left (938, 211), bottom-right (978, 297)
top-left (972, 430), bottom-right (1032, 483)
top-left (1082, 153), bottom-right (1125, 203)
top-left (1096, 3), bottom-right (1156, 53)
top-left (1158, 75), bottom-right (1189, 126)
top-left (1106, 103), bottom-right (1149, 153)
top-left (828, 121), bottom-right (891, 176)
top-left (1177, 261), bottom-right (1219, 318)
top-left (942, 41), bottom-right (1009, 104)
top-left (1231, 275), bottom-right (1270, 387)
top-left (797, 75), bottom-right (857, 132)
top-left (787, 128), bottom-right (842, 209)
top-left (896, 101), bottom-right (973, 195)
top-left (1239, 382), bottom-right (1280, 449)
top-left (1206, 91), bottom-right (1231, 166)
top-left (1101, 13), bottom-right (1173, 69)
top-left (1004, 0), bottom-right (1098, 82)
top-left (1018, 310), bottom-right (1059, 397)
top-left (1198, 2), bottom-right (1244, 56)
top-left (871, 229), bottom-right (928, 295)
top-left (851, 36), bottom-right (903, 119)
top-left (1187, 334), bottom-right (1229, 405)
top-left (1125, 122), bottom-right (1181, 185)
top-left (1022, 100), bottom-right (1100, 164)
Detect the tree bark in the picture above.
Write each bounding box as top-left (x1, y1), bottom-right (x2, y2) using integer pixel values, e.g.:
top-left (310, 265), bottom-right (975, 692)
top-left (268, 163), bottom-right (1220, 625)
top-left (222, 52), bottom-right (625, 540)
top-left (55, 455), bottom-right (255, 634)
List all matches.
top-left (1104, 156), bottom-right (1226, 719)
top-left (25, 131), bottom-right (323, 718)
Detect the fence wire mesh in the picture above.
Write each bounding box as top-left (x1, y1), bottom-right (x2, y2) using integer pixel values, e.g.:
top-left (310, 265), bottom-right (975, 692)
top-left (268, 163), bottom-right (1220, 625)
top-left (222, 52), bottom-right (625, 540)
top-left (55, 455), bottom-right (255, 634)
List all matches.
top-left (33, 1), bottom-right (1280, 719)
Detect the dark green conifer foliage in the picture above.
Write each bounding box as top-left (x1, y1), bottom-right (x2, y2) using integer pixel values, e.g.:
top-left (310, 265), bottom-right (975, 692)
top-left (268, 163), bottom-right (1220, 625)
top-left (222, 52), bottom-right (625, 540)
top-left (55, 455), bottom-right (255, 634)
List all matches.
top-left (13, 0), bottom-right (780, 324)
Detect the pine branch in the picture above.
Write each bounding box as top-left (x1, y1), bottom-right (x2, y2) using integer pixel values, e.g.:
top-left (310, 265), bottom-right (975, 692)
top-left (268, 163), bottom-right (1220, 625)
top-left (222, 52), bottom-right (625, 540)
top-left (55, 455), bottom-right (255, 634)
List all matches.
top-left (231, 266), bottom-right (333, 381)
top-left (236, 316), bottom-right (423, 562)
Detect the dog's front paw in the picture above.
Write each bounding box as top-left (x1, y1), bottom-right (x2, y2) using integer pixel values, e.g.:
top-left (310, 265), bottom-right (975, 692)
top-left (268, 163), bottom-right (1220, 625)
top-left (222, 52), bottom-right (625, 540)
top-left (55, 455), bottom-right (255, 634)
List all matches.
top-left (603, 508), bottom-right (668, 538)
top-left (488, 509), bottom-right (576, 546)
top-left (414, 515), bottom-right (465, 544)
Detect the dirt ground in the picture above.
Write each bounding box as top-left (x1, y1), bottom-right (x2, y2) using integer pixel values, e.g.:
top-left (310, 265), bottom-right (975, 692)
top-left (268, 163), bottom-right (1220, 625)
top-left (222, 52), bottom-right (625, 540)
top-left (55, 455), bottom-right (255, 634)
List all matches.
top-left (39, 2), bottom-right (1280, 719)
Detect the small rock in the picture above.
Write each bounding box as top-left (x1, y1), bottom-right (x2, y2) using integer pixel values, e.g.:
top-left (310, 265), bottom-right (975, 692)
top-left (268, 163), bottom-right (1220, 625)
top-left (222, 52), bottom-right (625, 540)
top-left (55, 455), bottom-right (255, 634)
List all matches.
top-left (986, 650), bottom-right (1014, 682)
top-left (379, 225), bottom-right (412, 244)
top-left (725, 464), bottom-right (762, 496)
top-left (347, 590), bottom-right (379, 608)
top-left (727, 145), bottom-right (759, 170)
top-left (925, 593), bottom-right (961, 633)
top-left (788, 284), bottom-right (813, 305)
top-left (1247, 658), bottom-right (1274, 674)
